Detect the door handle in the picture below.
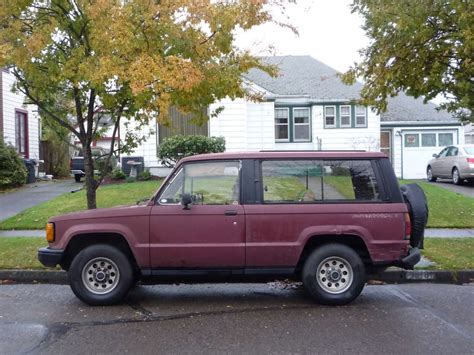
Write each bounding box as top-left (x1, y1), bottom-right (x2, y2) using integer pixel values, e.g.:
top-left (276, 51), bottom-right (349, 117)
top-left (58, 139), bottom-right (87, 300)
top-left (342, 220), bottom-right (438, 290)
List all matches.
top-left (225, 210), bottom-right (238, 216)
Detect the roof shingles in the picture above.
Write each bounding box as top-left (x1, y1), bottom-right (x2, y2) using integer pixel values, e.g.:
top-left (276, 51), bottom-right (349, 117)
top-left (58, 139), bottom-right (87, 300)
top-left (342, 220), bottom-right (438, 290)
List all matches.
top-left (245, 55), bottom-right (458, 123)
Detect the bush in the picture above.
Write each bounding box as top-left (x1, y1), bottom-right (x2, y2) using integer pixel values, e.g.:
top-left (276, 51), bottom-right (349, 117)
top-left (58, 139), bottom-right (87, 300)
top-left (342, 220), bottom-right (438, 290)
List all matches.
top-left (111, 167), bottom-right (126, 180)
top-left (138, 168), bottom-right (152, 181)
top-left (158, 135), bottom-right (226, 167)
top-left (0, 139), bottom-right (27, 189)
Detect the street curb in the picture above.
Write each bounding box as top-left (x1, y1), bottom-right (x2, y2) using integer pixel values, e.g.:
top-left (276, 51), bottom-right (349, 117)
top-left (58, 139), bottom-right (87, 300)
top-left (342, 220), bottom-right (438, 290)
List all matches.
top-left (0, 270), bottom-right (67, 284)
top-left (370, 269), bottom-right (474, 285)
top-left (0, 269), bottom-right (473, 285)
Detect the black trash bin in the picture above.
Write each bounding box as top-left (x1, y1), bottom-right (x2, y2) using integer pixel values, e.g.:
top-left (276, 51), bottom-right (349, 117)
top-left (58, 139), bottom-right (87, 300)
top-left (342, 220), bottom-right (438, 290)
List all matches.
top-left (24, 159), bottom-right (36, 184)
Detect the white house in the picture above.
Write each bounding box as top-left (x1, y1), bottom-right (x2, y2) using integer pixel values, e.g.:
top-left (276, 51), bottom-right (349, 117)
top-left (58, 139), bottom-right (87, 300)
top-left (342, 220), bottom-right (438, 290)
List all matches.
top-left (120, 56), bottom-right (463, 180)
top-left (0, 69), bottom-right (40, 160)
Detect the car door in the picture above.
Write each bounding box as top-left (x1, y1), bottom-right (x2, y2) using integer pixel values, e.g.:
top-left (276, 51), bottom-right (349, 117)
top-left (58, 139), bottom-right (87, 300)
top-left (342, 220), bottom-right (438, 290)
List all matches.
top-left (440, 146), bottom-right (456, 177)
top-left (149, 160), bottom-right (245, 270)
top-left (432, 147), bottom-right (449, 177)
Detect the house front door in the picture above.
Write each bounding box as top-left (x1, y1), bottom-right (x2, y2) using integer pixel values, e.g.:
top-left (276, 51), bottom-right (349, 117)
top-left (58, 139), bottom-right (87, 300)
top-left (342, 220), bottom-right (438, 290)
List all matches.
top-left (380, 131), bottom-right (391, 161)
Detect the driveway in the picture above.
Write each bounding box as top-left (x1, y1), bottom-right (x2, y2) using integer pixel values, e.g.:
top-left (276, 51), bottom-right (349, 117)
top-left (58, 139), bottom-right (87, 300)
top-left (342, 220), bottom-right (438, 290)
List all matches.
top-left (0, 283), bottom-right (472, 354)
top-left (0, 180), bottom-right (78, 222)
top-left (425, 179), bottom-right (474, 198)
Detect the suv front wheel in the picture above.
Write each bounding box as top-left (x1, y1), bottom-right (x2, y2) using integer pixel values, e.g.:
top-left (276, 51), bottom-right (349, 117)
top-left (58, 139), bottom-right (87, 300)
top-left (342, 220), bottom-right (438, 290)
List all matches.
top-left (302, 244), bottom-right (366, 305)
top-left (69, 244), bottom-right (134, 306)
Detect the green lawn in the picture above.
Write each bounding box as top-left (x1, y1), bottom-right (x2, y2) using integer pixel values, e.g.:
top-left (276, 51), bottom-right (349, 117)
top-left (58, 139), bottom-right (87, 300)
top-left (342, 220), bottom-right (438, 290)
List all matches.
top-left (0, 237), bottom-right (471, 270)
top-left (422, 238), bottom-right (474, 270)
top-left (399, 180), bottom-right (474, 228)
top-left (0, 237), bottom-right (49, 269)
top-left (0, 180), bottom-right (163, 230)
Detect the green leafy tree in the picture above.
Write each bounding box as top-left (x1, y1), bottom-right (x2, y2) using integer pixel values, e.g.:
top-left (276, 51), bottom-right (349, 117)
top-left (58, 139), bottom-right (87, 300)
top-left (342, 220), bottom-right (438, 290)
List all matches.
top-left (342, 0), bottom-right (473, 121)
top-left (0, 0), bottom-right (291, 208)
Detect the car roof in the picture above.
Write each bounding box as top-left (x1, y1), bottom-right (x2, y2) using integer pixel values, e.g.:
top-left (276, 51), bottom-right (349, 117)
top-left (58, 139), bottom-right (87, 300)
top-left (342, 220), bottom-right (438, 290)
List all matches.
top-left (180, 151), bottom-right (387, 163)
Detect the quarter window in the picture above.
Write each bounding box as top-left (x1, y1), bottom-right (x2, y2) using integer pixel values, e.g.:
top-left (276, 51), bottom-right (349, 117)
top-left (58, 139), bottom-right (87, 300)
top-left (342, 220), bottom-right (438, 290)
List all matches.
top-left (324, 106), bottom-right (336, 128)
top-left (261, 160), bottom-right (381, 203)
top-left (293, 108), bottom-right (311, 141)
top-left (340, 106), bottom-right (351, 127)
top-left (159, 161), bottom-right (240, 205)
top-left (275, 108), bottom-right (289, 141)
top-left (355, 106), bottom-right (367, 127)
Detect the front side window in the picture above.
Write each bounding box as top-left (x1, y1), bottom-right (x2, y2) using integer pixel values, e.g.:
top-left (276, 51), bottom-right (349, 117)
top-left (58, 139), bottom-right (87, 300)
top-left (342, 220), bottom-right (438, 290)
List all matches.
top-left (340, 105), bottom-right (351, 127)
top-left (355, 106), bottom-right (367, 127)
top-left (159, 161), bottom-right (240, 205)
top-left (275, 108), bottom-right (289, 141)
top-left (293, 108), bottom-right (311, 141)
top-left (324, 106), bottom-right (336, 128)
top-left (261, 159), bottom-right (381, 203)
top-left (438, 133), bottom-right (453, 147)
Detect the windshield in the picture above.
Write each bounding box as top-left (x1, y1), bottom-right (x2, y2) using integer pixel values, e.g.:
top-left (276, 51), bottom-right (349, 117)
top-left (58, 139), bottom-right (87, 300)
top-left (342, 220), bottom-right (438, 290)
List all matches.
top-left (464, 147), bottom-right (474, 155)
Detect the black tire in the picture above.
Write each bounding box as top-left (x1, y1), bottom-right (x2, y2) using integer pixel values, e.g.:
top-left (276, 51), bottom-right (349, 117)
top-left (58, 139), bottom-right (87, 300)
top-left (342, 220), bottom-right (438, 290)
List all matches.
top-left (426, 166), bottom-right (437, 182)
top-left (452, 168), bottom-right (462, 185)
top-left (302, 244), bottom-right (366, 306)
top-left (400, 184), bottom-right (428, 249)
top-left (74, 174), bottom-right (82, 183)
top-left (69, 244), bottom-right (134, 306)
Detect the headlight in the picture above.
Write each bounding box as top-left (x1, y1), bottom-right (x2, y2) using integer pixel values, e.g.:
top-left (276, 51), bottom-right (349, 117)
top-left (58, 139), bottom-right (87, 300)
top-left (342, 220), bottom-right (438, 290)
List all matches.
top-left (46, 222), bottom-right (55, 243)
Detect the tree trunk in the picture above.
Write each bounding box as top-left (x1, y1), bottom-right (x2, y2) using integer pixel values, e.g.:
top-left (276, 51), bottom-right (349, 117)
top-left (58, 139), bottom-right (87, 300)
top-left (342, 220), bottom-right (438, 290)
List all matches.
top-left (83, 143), bottom-right (98, 209)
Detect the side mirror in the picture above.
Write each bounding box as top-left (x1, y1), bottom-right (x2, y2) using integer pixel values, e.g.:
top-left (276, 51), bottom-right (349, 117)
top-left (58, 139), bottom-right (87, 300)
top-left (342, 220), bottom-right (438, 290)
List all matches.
top-left (432, 154), bottom-right (439, 158)
top-left (181, 193), bottom-right (193, 210)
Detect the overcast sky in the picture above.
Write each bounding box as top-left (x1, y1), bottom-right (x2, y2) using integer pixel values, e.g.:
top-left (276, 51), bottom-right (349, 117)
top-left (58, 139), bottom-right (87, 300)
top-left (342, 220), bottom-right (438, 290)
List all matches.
top-left (235, 0), bottom-right (369, 73)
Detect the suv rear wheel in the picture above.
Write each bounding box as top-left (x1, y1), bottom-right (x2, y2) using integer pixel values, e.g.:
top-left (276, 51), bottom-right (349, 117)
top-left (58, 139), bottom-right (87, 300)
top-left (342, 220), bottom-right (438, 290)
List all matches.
top-left (302, 244), bottom-right (366, 305)
top-left (69, 244), bottom-right (134, 306)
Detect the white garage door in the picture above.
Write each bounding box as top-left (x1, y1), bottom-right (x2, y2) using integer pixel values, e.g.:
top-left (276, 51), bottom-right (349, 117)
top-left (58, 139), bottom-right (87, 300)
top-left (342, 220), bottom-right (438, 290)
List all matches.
top-left (403, 130), bottom-right (457, 179)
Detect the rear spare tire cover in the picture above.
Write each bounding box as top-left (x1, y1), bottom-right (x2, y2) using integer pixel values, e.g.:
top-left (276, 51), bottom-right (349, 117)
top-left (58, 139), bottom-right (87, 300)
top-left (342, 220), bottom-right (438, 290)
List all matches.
top-left (400, 184), bottom-right (429, 248)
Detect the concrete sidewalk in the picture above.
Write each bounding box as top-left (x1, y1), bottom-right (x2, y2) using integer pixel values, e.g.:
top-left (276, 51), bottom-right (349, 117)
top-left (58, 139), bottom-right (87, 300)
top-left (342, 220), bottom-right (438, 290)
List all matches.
top-left (0, 179), bottom-right (78, 222)
top-left (1, 228), bottom-right (473, 238)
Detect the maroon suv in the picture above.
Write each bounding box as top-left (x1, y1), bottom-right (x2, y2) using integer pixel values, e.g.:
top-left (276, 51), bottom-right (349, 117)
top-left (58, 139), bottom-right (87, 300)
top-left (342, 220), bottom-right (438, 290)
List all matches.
top-left (38, 151), bottom-right (427, 306)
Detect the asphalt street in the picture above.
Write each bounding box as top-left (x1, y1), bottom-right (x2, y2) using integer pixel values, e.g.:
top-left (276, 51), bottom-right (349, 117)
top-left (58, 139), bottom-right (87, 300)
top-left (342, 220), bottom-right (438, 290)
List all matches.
top-left (0, 283), bottom-right (472, 354)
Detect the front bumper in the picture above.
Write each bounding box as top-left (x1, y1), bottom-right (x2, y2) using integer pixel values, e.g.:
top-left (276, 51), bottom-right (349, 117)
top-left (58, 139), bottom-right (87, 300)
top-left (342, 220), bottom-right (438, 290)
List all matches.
top-left (38, 247), bottom-right (64, 267)
top-left (396, 247), bottom-right (421, 270)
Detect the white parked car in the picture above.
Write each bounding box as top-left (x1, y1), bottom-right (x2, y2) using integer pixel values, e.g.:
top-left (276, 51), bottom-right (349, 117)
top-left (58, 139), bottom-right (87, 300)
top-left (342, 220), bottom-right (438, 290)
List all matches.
top-left (426, 145), bottom-right (474, 185)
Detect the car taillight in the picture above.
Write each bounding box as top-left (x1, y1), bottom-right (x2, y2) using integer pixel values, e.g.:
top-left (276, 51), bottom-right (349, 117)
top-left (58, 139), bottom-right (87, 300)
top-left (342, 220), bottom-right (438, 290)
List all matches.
top-left (467, 158), bottom-right (474, 164)
top-left (404, 213), bottom-right (411, 240)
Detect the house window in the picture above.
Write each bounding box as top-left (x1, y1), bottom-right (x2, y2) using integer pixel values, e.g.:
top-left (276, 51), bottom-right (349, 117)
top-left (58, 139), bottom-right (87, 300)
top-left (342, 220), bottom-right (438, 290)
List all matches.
top-left (404, 134), bottom-right (419, 148)
top-left (438, 133), bottom-right (453, 146)
top-left (421, 133), bottom-right (436, 147)
top-left (293, 108), bottom-right (311, 141)
top-left (275, 108), bottom-right (289, 141)
top-left (355, 106), bottom-right (367, 127)
top-left (15, 111), bottom-right (28, 157)
top-left (340, 105), bottom-right (351, 127)
top-left (324, 106), bottom-right (336, 128)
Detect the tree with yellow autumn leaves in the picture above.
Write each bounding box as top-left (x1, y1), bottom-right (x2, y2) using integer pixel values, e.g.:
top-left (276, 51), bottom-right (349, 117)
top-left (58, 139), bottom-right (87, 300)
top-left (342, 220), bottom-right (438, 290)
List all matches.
top-left (0, 0), bottom-right (292, 208)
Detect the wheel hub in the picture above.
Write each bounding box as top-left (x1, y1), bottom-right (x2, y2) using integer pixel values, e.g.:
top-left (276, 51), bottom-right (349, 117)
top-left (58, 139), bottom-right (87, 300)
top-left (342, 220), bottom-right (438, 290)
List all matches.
top-left (82, 257), bottom-right (120, 295)
top-left (316, 256), bottom-right (353, 295)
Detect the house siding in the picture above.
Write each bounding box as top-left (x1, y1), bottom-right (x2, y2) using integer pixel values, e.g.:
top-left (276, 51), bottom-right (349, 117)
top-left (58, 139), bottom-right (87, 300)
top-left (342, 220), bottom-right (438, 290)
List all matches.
top-left (2, 71), bottom-right (39, 159)
top-left (313, 105), bottom-right (380, 151)
top-left (209, 98), bottom-right (247, 151)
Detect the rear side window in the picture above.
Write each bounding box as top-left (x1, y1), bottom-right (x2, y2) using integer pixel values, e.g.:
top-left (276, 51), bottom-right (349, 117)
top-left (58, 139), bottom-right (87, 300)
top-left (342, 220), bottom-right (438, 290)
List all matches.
top-left (261, 160), bottom-right (381, 203)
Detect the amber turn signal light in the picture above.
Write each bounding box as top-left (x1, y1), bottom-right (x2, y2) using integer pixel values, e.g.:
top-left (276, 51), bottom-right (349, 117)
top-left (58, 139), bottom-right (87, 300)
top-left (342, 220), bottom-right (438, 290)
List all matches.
top-left (46, 223), bottom-right (55, 243)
